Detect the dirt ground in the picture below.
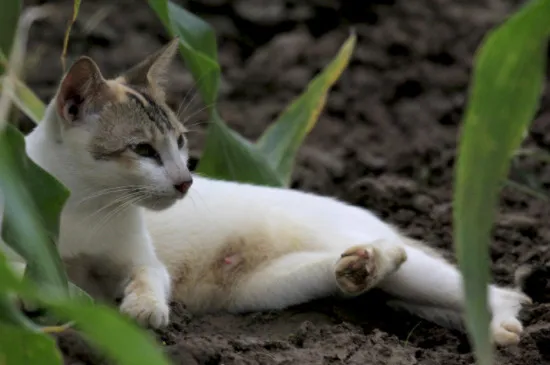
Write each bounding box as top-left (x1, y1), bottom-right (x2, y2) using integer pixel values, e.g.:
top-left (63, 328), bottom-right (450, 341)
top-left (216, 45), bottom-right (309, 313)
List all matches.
top-left (21, 0), bottom-right (550, 364)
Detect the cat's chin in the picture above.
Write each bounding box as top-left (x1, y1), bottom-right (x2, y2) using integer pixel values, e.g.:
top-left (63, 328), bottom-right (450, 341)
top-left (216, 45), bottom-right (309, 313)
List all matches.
top-left (137, 195), bottom-right (178, 211)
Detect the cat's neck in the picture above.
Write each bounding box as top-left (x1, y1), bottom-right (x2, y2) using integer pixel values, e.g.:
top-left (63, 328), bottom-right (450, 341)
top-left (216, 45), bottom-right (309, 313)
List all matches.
top-left (25, 102), bottom-right (141, 213)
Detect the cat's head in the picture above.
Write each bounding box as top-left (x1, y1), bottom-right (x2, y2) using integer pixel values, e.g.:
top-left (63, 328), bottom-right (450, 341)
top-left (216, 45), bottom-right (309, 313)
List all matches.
top-left (53, 38), bottom-right (191, 211)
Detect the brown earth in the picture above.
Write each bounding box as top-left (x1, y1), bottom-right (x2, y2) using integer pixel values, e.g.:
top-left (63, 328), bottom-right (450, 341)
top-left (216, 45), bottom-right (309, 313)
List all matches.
top-left (21, 0), bottom-right (550, 364)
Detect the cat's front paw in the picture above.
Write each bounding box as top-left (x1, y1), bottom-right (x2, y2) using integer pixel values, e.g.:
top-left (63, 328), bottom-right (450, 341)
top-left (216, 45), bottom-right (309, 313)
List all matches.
top-left (335, 244), bottom-right (406, 295)
top-left (119, 291), bottom-right (170, 329)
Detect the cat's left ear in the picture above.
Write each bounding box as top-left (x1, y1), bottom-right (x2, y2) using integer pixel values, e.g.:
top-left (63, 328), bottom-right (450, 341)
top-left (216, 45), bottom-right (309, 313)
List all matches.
top-left (118, 38), bottom-right (180, 97)
top-left (56, 56), bottom-right (109, 124)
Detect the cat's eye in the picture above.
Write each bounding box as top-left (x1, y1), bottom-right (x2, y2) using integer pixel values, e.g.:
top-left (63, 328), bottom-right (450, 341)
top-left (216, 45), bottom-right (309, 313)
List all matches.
top-left (131, 143), bottom-right (159, 160)
top-left (177, 135), bottom-right (185, 150)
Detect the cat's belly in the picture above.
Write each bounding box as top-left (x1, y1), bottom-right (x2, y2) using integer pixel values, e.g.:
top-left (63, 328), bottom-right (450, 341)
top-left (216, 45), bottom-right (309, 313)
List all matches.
top-left (144, 175), bottom-right (401, 312)
top-left (149, 213), bottom-right (321, 313)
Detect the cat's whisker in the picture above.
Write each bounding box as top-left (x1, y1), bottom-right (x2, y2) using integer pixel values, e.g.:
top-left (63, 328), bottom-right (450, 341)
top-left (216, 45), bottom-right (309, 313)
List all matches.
top-left (182, 103), bottom-right (217, 127)
top-left (82, 191), bottom-right (145, 239)
top-left (87, 190), bottom-right (142, 217)
top-left (183, 128), bottom-right (203, 135)
top-left (177, 70), bottom-right (217, 119)
top-left (185, 192), bottom-right (198, 213)
top-left (75, 185), bottom-right (150, 206)
top-left (76, 184), bottom-right (146, 199)
top-left (85, 192), bottom-right (146, 245)
top-left (177, 77), bottom-right (202, 118)
top-left (187, 187), bottom-right (210, 214)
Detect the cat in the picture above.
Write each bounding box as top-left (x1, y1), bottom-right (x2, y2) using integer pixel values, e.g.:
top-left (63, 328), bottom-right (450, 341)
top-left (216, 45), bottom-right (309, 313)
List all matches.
top-left (5, 38), bottom-right (533, 347)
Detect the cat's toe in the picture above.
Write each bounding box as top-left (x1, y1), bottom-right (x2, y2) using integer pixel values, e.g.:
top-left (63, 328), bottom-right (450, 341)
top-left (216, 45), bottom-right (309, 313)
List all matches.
top-left (492, 318), bottom-right (523, 346)
top-left (388, 245), bottom-right (407, 267)
top-left (335, 246), bottom-right (377, 295)
top-left (120, 292), bottom-right (170, 329)
top-left (491, 317), bottom-right (523, 346)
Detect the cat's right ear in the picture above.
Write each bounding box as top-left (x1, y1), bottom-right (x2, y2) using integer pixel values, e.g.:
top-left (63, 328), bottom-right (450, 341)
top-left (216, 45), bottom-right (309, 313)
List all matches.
top-left (56, 57), bottom-right (107, 124)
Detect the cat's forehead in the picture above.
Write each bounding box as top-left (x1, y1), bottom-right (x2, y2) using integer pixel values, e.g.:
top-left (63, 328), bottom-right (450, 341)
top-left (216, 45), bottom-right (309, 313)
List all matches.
top-left (99, 78), bottom-right (185, 136)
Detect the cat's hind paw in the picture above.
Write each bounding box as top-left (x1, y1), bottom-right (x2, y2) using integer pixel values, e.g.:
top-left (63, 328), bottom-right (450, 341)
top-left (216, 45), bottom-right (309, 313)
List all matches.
top-left (491, 317), bottom-right (523, 346)
top-left (489, 289), bottom-right (532, 346)
top-left (335, 244), bottom-right (406, 295)
top-left (120, 292), bottom-right (170, 329)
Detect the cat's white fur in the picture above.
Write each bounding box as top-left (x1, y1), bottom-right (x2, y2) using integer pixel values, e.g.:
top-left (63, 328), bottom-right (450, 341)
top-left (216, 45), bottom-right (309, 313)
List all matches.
top-left (143, 177), bottom-right (530, 346)
top-left (2, 40), bottom-right (532, 347)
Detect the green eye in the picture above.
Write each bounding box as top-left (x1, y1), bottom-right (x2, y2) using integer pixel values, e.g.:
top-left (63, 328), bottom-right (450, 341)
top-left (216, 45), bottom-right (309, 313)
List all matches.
top-left (177, 135), bottom-right (185, 149)
top-left (131, 143), bottom-right (159, 160)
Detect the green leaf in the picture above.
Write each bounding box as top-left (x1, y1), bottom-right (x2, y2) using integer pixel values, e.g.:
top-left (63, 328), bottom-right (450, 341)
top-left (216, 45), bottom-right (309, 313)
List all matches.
top-left (10, 76), bottom-right (45, 123)
top-left (0, 294), bottom-right (39, 330)
top-left (0, 124), bottom-right (69, 293)
top-left (196, 111), bottom-right (284, 186)
top-left (68, 282), bottom-right (93, 303)
top-left (149, 0), bottom-right (221, 110)
top-left (0, 323), bottom-right (62, 365)
top-left (0, 254), bottom-right (43, 331)
top-left (0, 252), bottom-right (171, 365)
top-left (47, 301), bottom-right (172, 365)
top-left (0, 73), bottom-right (46, 124)
top-left (257, 32), bottom-right (356, 185)
top-left (0, 0), bottom-right (21, 74)
top-left (453, 0), bottom-right (550, 364)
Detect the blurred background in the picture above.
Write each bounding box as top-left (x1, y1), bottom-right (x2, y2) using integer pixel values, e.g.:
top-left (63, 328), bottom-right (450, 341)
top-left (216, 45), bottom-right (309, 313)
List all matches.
top-left (19, 1), bottom-right (550, 364)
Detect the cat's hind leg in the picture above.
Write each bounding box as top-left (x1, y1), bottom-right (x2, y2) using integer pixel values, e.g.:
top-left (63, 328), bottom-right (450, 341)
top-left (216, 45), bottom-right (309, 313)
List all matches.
top-left (228, 251), bottom-right (340, 312)
top-left (228, 242), bottom-right (407, 312)
top-left (377, 241), bottom-right (531, 346)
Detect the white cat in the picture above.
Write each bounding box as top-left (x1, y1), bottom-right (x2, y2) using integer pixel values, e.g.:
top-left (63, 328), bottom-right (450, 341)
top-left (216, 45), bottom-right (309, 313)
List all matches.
top-left (4, 39), bottom-right (532, 346)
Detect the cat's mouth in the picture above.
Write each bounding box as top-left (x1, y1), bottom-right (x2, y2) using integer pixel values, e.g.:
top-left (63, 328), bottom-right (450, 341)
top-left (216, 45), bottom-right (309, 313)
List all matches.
top-left (136, 193), bottom-right (178, 211)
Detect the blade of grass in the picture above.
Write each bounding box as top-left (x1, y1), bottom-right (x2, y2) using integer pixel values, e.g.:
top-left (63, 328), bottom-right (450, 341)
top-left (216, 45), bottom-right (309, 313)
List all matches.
top-left (514, 147), bottom-right (550, 162)
top-left (61, 0), bottom-right (81, 72)
top-left (505, 178), bottom-right (550, 200)
top-left (257, 32), bottom-right (356, 185)
top-left (0, 0), bottom-right (21, 74)
top-left (453, 0), bottom-right (550, 364)
top-left (0, 5), bottom-right (55, 126)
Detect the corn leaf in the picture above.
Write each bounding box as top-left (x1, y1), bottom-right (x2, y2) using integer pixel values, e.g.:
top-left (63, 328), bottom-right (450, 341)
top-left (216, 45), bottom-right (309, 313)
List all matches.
top-left (0, 252), bottom-right (172, 365)
top-left (453, 0), bottom-right (550, 364)
top-left (0, 73), bottom-right (46, 124)
top-left (257, 32), bottom-right (356, 185)
top-left (47, 301), bottom-right (172, 365)
top-left (0, 322), bottom-right (61, 365)
top-left (11, 76), bottom-right (45, 123)
top-left (196, 111), bottom-right (283, 185)
top-left (0, 0), bottom-right (21, 74)
top-left (0, 124), bottom-right (69, 293)
top-left (149, 0), bottom-right (220, 110)
top-left (0, 295), bottom-right (31, 327)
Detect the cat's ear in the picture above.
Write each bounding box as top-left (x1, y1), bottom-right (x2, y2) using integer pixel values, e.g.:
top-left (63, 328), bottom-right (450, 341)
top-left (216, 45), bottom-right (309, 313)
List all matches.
top-left (119, 38), bottom-right (180, 95)
top-left (56, 56), bottom-right (108, 123)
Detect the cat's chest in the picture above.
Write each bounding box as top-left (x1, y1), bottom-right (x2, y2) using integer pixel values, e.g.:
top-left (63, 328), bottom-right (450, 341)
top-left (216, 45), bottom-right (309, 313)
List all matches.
top-left (58, 204), bottom-right (146, 258)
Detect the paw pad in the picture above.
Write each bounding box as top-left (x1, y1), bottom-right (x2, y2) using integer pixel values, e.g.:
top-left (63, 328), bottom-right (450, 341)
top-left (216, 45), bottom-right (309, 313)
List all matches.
top-left (335, 246), bottom-right (377, 295)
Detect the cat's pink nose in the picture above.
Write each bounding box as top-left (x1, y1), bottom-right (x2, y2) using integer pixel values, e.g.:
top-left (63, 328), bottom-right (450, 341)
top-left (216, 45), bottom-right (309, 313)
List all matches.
top-left (174, 179), bottom-right (193, 194)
